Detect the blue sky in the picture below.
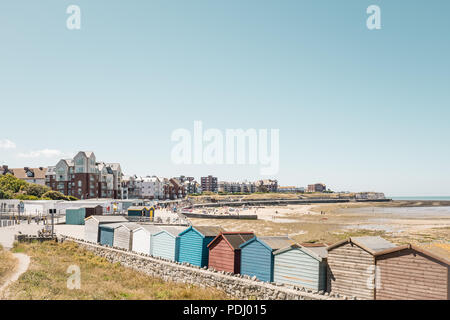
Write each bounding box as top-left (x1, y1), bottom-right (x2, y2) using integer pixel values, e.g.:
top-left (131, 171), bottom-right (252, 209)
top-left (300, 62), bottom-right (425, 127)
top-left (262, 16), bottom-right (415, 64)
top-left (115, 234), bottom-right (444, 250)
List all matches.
top-left (0, 1), bottom-right (449, 196)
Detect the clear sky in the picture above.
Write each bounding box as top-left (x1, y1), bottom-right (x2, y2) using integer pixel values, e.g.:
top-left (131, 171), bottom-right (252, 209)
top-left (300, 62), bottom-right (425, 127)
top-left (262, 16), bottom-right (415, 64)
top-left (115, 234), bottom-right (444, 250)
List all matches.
top-left (0, 1), bottom-right (449, 197)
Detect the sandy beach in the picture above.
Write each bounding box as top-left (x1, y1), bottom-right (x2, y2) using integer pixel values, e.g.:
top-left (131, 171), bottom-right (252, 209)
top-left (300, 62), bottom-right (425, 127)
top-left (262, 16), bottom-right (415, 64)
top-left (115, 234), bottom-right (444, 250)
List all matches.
top-left (189, 201), bottom-right (450, 258)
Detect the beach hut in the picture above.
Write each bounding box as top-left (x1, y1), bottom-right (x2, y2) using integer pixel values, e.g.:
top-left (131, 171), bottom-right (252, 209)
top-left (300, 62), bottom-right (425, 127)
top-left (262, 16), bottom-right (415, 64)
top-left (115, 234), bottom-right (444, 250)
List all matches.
top-left (374, 244), bottom-right (449, 300)
top-left (98, 223), bottom-right (123, 246)
top-left (151, 226), bottom-right (187, 261)
top-left (84, 215), bottom-right (128, 243)
top-left (65, 207), bottom-right (86, 225)
top-left (273, 243), bottom-right (328, 291)
top-left (127, 206), bottom-right (155, 218)
top-left (83, 205), bottom-right (103, 216)
top-left (240, 236), bottom-right (295, 282)
top-left (178, 226), bottom-right (225, 267)
top-left (113, 222), bottom-right (141, 250)
top-left (132, 225), bottom-right (162, 255)
top-left (66, 205), bottom-right (103, 225)
top-left (207, 232), bottom-right (255, 274)
top-left (326, 236), bottom-right (396, 300)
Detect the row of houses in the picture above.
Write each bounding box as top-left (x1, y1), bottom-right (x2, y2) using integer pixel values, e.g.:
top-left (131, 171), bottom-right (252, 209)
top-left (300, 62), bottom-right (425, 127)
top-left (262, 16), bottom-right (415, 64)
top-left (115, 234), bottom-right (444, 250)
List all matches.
top-left (217, 179), bottom-right (279, 193)
top-left (121, 175), bottom-right (202, 200)
top-left (83, 216), bottom-right (449, 300)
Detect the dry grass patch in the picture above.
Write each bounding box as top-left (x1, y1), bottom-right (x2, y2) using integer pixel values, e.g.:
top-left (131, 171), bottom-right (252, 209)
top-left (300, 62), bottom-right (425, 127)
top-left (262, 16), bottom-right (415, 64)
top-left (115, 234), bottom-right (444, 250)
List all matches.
top-left (0, 244), bottom-right (17, 288)
top-left (7, 241), bottom-right (230, 300)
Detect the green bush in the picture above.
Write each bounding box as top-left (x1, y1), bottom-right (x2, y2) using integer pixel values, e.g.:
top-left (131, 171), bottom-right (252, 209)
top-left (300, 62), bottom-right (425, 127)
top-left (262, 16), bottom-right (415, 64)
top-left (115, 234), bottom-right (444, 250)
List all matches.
top-left (0, 174), bottom-right (27, 194)
top-left (41, 190), bottom-right (69, 201)
top-left (22, 184), bottom-right (51, 198)
top-left (0, 189), bottom-right (12, 199)
top-left (14, 194), bottom-right (39, 200)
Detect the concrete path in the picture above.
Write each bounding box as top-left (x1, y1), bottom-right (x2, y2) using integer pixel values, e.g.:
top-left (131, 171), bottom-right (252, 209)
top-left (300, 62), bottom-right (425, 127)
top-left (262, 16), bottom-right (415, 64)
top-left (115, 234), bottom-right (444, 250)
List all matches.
top-left (0, 224), bottom-right (84, 249)
top-left (0, 253), bottom-right (30, 296)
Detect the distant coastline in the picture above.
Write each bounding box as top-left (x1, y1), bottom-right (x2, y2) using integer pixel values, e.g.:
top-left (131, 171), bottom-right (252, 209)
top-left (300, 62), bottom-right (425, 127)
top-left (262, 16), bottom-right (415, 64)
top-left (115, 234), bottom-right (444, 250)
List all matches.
top-left (391, 196), bottom-right (450, 201)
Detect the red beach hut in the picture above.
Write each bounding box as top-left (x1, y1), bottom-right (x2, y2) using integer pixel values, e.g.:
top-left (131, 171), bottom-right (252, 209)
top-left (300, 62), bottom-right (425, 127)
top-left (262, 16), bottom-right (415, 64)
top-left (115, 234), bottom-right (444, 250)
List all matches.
top-left (207, 232), bottom-right (255, 274)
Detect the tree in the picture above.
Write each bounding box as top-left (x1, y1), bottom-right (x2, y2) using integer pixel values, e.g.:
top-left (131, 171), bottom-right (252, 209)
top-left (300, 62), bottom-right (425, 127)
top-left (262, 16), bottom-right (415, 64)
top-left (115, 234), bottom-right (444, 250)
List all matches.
top-left (23, 183), bottom-right (51, 198)
top-left (0, 174), bottom-right (27, 194)
top-left (41, 190), bottom-right (69, 201)
top-left (14, 194), bottom-right (39, 200)
top-left (0, 189), bottom-right (12, 199)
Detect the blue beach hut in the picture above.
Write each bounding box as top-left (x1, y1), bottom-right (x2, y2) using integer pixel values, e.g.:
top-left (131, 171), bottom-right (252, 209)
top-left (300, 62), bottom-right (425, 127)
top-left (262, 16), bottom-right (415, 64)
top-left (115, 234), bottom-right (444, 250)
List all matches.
top-left (99, 223), bottom-right (122, 246)
top-left (273, 243), bottom-right (328, 291)
top-left (151, 226), bottom-right (186, 261)
top-left (178, 226), bottom-right (224, 267)
top-left (240, 236), bottom-right (294, 282)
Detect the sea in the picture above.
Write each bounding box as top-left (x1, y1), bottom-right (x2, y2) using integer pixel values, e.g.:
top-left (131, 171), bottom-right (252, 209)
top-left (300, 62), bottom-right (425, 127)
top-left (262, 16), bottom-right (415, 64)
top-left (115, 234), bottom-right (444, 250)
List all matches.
top-left (390, 196), bottom-right (450, 201)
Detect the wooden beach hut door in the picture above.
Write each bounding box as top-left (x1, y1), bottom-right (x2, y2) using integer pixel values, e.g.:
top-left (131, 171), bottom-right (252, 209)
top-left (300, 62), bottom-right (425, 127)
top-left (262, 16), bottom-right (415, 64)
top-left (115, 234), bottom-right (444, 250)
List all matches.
top-left (240, 239), bottom-right (274, 282)
top-left (152, 231), bottom-right (178, 261)
top-left (84, 219), bottom-right (99, 243)
top-left (132, 229), bottom-right (151, 255)
top-left (99, 227), bottom-right (114, 246)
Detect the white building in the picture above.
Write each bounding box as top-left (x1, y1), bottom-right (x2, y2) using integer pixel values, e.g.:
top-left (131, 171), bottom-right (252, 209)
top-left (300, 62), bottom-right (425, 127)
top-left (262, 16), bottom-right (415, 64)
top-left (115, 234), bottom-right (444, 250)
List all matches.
top-left (136, 176), bottom-right (163, 200)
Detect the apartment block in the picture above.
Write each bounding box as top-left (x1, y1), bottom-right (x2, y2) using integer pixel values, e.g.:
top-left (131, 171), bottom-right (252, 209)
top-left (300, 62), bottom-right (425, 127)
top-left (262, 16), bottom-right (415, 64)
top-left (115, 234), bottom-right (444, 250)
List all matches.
top-left (307, 183), bottom-right (327, 193)
top-left (47, 151), bottom-right (122, 199)
top-left (201, 175), bottom-right (218, 192)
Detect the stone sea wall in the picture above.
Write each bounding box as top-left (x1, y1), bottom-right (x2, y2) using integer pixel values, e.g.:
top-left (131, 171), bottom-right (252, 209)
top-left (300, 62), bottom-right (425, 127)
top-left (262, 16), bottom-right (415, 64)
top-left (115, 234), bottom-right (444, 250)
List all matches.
top-left (59, 236), bottom-right (352, 300)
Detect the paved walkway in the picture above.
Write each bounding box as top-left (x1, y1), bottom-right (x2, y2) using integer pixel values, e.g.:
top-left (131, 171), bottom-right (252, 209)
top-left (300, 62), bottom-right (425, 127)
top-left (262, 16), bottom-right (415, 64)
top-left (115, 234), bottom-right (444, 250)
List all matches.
top-left (0, 253), bottom-right (30, 297)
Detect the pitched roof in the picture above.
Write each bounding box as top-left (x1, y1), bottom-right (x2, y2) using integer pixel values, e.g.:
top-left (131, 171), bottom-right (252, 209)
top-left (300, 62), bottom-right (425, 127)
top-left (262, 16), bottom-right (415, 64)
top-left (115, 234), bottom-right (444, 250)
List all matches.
top-left (258, 236), bottom-right (295, 251)
top-left (192, 226), bottom-right (225, 237)
top-left (134, 225), bottom-right (162, 234)
top-left (118, 222), bottom-right (141, 231)
top-left (374, 244), bottom-right (450, 265)
top-left (157, 226), bottom-right (187, 237)
top-left (62, 159), bottom-right (74, 167)
top-left (274, 243), bottom-right (327, 261)
top-left (99, 222), bottom-right (124, 229)
top-left (85, 215), bottom-right (128, 223)
top-left (82, 151), bottom-right (95, 158)
top-left (208, 232), bottom-right (255, 250)
top-left (306, 246), bottom-right (328, 259)
top-left (10, 167), bottom-right (47, 180)
top-left (106, 163), bottom-right (121, 171)
top-left (327, 236), bottom-right (396, 255)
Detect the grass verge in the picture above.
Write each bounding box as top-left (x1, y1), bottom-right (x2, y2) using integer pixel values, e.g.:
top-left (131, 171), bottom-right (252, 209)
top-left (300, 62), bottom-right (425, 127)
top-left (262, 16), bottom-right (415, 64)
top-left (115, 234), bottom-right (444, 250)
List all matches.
top-left (7, 241), bottom-right (230, 300)
top-left (0, 244), bottom-right (17, 288)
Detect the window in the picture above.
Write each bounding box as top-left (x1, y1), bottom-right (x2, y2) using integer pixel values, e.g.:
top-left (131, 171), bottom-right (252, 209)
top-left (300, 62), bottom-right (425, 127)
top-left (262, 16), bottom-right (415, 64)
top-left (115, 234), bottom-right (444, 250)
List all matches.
top-left (78, 181), bottom-right (82, 187)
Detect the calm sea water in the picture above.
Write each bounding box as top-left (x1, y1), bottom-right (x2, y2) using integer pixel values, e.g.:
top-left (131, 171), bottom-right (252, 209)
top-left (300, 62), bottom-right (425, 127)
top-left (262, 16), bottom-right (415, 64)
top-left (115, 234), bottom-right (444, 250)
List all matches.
top-left (390, 196), bottom-right (450, 201)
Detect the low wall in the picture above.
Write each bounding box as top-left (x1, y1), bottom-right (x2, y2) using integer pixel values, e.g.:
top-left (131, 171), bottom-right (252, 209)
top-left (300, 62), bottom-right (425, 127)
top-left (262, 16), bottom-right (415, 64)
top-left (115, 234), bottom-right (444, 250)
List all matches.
top-left (60, 236), bottom-right (352, 300)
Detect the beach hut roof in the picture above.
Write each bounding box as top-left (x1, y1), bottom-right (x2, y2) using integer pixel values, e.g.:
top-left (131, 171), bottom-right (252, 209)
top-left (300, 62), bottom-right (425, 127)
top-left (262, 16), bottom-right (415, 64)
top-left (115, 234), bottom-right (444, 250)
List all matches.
top-left (240, 236), bottom-right (295, 251)
top-left (118, 222), bottom-right (141, 231)
top-left (84, 215), bottom-right (128, 223)
top-left (274, 243), bottom-right (327, 261)
top-left (99, 223), bottom-right (124, 229)
top-left (207, 232), bottom-right (255, 249)
top-left (327, 236), bottom-right (396, 255)
top-left (180, 226), bottom-right (224, 238)
top-left (374, 243), bottom-right (450, 265)
top-left (258, 236), bottom-right (295, 250)
top-left (133, 224), bottom-right (162, 234)
top-left (156, 226), bottom-right (187, 237)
